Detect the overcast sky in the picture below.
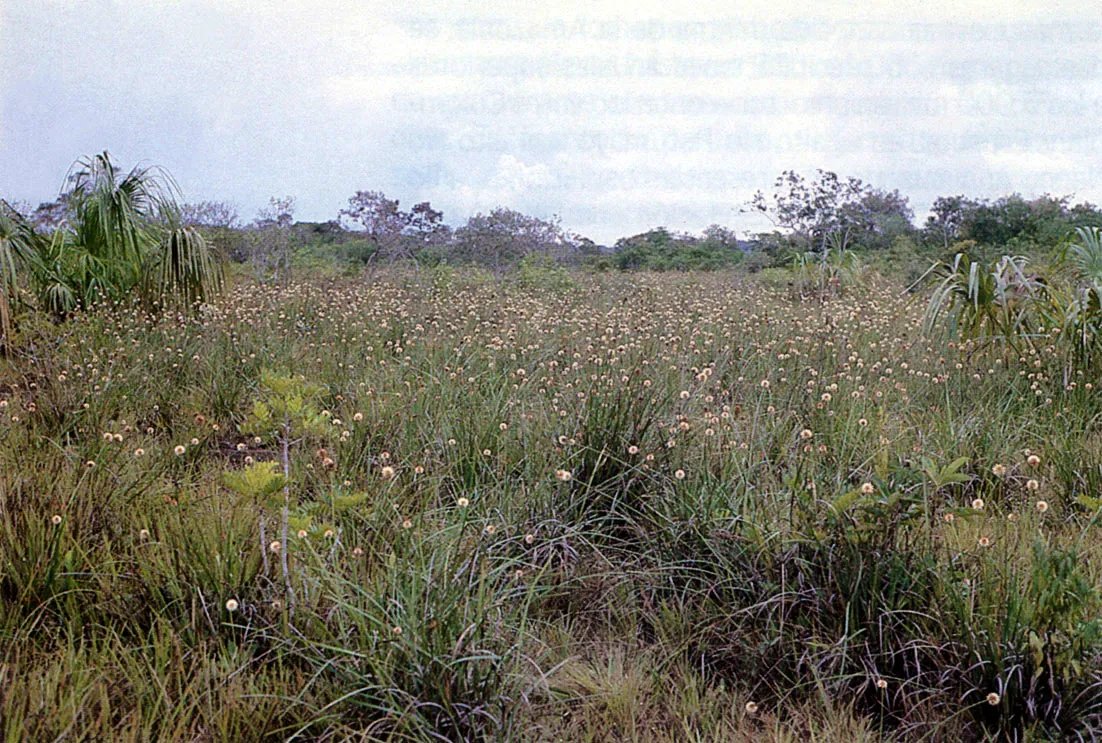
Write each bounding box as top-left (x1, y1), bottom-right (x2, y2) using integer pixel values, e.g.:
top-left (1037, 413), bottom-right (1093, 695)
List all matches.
top-left (2, 0), bottom-right (1100, 244)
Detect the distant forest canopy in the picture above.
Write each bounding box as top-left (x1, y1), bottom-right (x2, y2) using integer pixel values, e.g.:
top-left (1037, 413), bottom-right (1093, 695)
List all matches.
top-left (8, 166), bottom-right (1102, 273)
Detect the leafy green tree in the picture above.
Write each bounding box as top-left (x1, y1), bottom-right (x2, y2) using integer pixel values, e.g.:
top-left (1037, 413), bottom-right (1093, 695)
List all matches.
top-left (748, 169), bottom-right (869, 252)
top-left (339, 190), bottom-right (408, 263)
top-left (451, 207), bottom-right (571, 270)
top-left (613, 227), bottom-right (745, 271)
top-left (405, 201), bottom-right (450, 248)
top-left (222, 461), bottom-right (286, 576)
top-left (924, 195), bottom-right (976, 250)
top-left (852, 187), bottom-right (916, 251)
top-left (241, 370), bottom-right (329, 605)
top-left (924, 193), bottom-right (1102, 255)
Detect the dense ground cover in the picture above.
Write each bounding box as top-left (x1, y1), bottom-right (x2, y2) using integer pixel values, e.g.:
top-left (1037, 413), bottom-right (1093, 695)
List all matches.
top-left (2, 270), bottom-right (1101, 741)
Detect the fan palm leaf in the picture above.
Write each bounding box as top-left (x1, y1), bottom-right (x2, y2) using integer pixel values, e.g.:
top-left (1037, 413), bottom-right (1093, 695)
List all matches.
top-left (154, 223), bottom-right (225, 307)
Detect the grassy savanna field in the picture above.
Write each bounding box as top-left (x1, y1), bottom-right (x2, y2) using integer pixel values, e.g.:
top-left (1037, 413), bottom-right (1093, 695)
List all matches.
top-left (3, 267), bottom-right (1102, 742)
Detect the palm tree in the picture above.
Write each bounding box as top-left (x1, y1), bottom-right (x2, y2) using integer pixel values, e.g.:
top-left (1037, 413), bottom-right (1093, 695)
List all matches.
top-left (61, 151), bottom-right (225, 311)
top-left (1065, 226), bottom-right (1102, 286)
top-left (1046, 227), bottom-right (1102, 368)
top-left (3, 152), bottom-right (225, 322)
top-left (0, 202), bottom-right (40, 343)
top-left (922, 252), bottom-right (1044, 356)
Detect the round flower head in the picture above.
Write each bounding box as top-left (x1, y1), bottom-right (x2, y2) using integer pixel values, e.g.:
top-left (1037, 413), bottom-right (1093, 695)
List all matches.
top-left (225, 598), bottom-right (239, 612)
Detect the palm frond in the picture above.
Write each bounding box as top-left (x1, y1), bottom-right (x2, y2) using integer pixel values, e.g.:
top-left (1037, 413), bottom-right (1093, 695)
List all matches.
top-left (1066, 227), bottom-right (1102, 286)
top-left (155, 225), bottom-right (225, 307)
top-left (923, 252), bottom-right (1041, 351)
top-left (0, 201), bottom-right (45, 343)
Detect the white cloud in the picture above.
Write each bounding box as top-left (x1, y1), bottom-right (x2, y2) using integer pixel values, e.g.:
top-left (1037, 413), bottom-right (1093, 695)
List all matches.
top-left (981, 146), bottom-right (1078, 174)
top-left (490, 155), bottom-right (552, 191)
top-left (429, 155), bottom-right (555, 216)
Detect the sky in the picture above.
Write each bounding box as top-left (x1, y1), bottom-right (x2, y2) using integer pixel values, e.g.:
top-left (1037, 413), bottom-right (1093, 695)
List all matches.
top-left (1, 0), bottom-right (1100, 244)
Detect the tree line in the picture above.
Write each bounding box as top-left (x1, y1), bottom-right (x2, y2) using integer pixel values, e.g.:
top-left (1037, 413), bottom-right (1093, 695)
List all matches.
top-left (9, 159), bottom-right (1102, 278)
